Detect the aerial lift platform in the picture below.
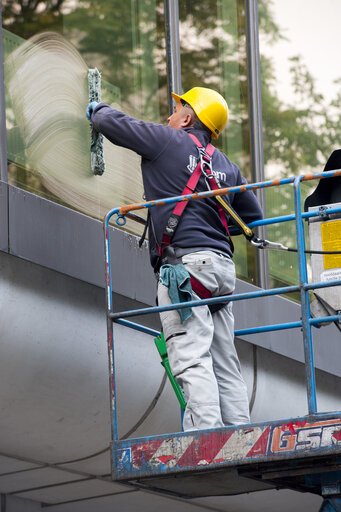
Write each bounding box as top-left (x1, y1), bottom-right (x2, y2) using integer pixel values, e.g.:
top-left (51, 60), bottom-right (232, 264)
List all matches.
top-left (103, 171), bottom-right (341, 510)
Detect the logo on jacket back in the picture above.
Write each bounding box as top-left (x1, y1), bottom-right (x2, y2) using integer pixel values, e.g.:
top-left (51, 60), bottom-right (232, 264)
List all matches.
top-left (187, 155), bottom-right (197, 173)
top-left (187, 155), bottom-right (227, 182)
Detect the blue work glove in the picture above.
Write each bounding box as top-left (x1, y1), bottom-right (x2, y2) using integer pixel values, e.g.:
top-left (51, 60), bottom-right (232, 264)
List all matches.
top-left (86, 101), bottom-right (99, 120)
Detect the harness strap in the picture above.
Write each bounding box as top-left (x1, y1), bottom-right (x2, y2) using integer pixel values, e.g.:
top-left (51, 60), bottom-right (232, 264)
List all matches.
top-left (161, 161), bottom-right (203, 250)
top-left (139, 210), bottom-right (150, 248)
top-left (190, 276), bottom-right (231, 314)
top-left (161, 133), bottom-right (234, 253)
top-left (187, 133), bottom-right (234, 252)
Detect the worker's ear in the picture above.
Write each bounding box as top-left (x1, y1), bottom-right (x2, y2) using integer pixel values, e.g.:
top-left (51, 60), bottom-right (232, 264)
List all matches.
top-left (181, 112), bottom-right (194, 128)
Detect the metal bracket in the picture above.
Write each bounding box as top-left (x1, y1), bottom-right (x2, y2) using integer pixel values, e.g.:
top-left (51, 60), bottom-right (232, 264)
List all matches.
top-left (251, 238), bottom-right (288, 251)
top-left (116, 214), bottom-right (126, 226)
top-left (319, 206), bottom-right (329, 219)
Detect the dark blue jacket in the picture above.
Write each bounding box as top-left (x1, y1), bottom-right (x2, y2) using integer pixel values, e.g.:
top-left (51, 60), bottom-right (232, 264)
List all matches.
top-left (91, 104), bottom-right (263, 269)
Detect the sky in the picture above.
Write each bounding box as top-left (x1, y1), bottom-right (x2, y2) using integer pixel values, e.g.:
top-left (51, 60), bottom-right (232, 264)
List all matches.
top-left (260, 0), bottom-right (341, 105)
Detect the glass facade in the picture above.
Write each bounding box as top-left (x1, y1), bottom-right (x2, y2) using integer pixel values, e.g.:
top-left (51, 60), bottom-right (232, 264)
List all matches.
top-left (179, 0), bottom-right (258, 284)
top-left (7, 1), bottom-right (333, 289)
top-left (259, 0), bottom-right (341, 289)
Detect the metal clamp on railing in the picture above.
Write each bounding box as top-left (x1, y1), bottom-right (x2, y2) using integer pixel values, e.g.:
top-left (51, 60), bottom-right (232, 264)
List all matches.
top-left (318, 206), bottom-right (329, 219)
top-left (116, 214), bottom-right (126, 226)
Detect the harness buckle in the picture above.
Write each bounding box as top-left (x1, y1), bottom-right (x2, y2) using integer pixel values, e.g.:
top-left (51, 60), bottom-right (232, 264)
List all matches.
top-left (164, 213), bottom-right (180, 236)
top-left (198, 147), bottom-right (221, 186)
top-left (161, 246), bottom-right (183, 266)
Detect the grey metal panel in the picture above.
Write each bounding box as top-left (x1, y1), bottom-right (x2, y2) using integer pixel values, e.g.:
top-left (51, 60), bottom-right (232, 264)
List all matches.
top-left (4, 495), bottom-right (42, 512)
top-left (0, 181), bottom-right (8, 252)
top-left (109, 229), bottom-right (156, 306)
top-left (8, 185), bottom-right (156, 305)
top-left (0, 251), bottom-right (177, 461)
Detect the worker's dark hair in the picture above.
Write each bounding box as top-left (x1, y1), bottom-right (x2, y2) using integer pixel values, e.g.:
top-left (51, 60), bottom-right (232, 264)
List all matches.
top-left (180, 99), bottom-right (212, 137)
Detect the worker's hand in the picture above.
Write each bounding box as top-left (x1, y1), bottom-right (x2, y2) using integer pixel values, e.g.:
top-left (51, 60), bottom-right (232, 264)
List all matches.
top-left (86, 101), bottom-right (99, 120)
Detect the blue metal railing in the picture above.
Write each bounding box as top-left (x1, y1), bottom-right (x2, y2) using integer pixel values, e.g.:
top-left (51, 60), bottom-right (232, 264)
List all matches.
top-left (103, 169), bottom-right (341, 441)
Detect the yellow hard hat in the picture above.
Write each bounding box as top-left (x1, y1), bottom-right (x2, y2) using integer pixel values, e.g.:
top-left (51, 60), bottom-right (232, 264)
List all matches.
top-left (171, 87), bottom-right (228, 139)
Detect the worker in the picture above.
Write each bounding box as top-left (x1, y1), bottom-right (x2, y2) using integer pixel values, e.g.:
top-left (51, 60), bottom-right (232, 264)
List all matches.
top-left (86, 87), bottom-right (263, 431)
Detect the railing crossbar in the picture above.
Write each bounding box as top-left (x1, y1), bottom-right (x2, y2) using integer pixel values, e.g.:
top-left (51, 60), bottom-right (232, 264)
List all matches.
top-left (109, 279), bottom-right (341, 320)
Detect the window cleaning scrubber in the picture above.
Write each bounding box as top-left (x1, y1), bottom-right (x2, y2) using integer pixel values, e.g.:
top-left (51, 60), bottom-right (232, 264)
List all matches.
top-left (88, 68), bottom-right (105, 175)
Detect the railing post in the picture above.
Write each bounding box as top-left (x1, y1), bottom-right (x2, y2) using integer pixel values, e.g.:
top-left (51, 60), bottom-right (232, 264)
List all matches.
top-left (104, 212), bottom-right (119, 441)
top-left (293, 176), bottom-right (317, 415)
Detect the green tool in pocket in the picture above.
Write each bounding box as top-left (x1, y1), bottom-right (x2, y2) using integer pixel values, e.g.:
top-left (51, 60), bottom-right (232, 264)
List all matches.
top-left (154, 333), bottom-right (187, 411)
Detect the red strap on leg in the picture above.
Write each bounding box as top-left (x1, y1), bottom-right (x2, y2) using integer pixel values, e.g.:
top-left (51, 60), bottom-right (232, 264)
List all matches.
top-left (190, 276), bottom-right (212, 299)
top-left (190, 275), bottom-right (232, 314)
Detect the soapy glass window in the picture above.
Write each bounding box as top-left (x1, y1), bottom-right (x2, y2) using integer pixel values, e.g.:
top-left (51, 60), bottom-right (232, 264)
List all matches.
top-left (1, 0), bottom-right (167, 235)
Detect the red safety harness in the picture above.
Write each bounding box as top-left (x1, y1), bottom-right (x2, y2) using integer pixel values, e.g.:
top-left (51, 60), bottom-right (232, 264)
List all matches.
top-left (160, 133), bottom-right (234, 254)
top-left (157, 133), bottom-right (233, 312)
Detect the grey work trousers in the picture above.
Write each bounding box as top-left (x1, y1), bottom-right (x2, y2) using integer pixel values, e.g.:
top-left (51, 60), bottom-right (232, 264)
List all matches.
top-left (158, 250), bottom-right (250, 431)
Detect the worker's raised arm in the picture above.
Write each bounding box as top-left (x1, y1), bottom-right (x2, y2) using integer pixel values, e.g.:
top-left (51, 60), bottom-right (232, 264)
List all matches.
top-left (88, 103), bottom-right (175, 161)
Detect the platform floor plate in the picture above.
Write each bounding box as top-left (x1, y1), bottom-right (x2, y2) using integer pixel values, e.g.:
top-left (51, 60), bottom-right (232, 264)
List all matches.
top-left (112, 413), bottom-right (341, 497)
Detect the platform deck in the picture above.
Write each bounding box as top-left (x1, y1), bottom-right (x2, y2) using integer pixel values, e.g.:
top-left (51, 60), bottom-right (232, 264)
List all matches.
top-left (112, 412), bottom-right (341, 498)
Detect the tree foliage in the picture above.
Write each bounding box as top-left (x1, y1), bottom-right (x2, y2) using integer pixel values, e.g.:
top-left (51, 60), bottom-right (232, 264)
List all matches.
top-left (2, 0), bottom-right (65, 37)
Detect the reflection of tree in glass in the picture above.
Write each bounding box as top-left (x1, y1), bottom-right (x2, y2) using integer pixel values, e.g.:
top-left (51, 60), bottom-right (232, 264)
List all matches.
top-left (61, 0), bottom-right (167, 122)
top-left (258, 0), bottom-right (341, 286)
top-left (2, 0), bottom-right (65, 38)
top-left (179, 0), bottom-right (252, 178)
top-left (179, 0), bottom-right (341, 180)
top-left (3, 0), bottom-right (341, 175)
top-left (2, 0), bottom-right (168, 122)
top-left (258, 0), bottom-right (341, 176)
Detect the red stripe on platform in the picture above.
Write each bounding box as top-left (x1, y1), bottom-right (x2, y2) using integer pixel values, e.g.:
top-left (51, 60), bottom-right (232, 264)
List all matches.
top-left (132, 439), bottom-right (164, 468)
top-left (246, 427), bottom-right (270, 458)
top-left (333, 431), bottom-right (341, 442)
top-left (177, 431), bottom-right (233, 468)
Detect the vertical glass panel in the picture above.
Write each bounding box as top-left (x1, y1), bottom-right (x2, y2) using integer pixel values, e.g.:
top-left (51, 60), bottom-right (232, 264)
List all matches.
top-left (2, 0), bottom-right (167, 234)
top-left (179, 0), bottom-right (258, 284)
top-left (259, 0), bottom-right (341, 290)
